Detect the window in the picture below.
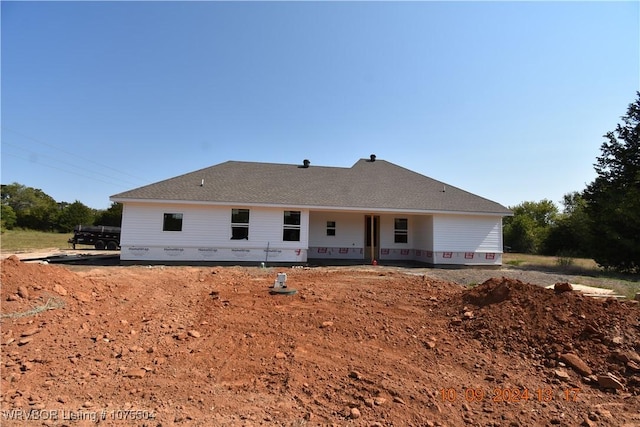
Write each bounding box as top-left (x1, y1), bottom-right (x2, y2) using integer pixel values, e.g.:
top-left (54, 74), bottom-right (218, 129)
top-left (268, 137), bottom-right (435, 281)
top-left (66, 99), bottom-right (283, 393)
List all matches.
top-left (283, 211), bottom-right (301, 241)
top-left (231, 209), bottom-right (250, 240)
top-left (326, 221), bottom-right (336, 236)
top-left (394, 218), bottom-right (408, 243)
top-left (163, 213), bottom-right (183, 231)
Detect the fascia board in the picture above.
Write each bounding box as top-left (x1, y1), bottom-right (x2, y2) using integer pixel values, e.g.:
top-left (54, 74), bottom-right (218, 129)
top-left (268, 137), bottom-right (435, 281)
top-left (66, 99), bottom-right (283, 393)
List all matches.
top-left (111, 197), bottom-right (511, 217)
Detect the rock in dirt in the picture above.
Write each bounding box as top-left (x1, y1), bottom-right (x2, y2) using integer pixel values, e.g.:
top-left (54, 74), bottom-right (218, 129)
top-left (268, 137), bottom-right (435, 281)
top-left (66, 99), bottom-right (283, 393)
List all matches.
top-left (559, 353), bottom-right (592, 376)
top-left (124, 368), bottom-right (146, 379)
top-left (21, 328), bottom-right (39, 337)
top-left (349, 370), bottom-right (363, 380)
top-left (613, 349), bottom-right (640, 364)
top-left (188, 330), bottom-right (201, 338)
top-left (17, 338), bottom-right (33, 346)
top-left (554, 282), bottom-right (573, 293)
top-left (17, 286), bottom-right (29, 299)
top-left (627, 361), bottom-right (640, 372)
top-left (463, 278), bottom-right (514, 306)
top-left (349, 407), bottom-right (361, 419)
top-left (393, 396), bottom-right (406, 405)
top-left (554, 369), bottom-right (570, 381)
top-left (52, 284), bottom-right (68, 296)
top-left (74, 291), bottom-right (91, 303)
top-left (597, 374), bottom-right (624, 390)
top-left (373, 397), bottom-right (386, 406)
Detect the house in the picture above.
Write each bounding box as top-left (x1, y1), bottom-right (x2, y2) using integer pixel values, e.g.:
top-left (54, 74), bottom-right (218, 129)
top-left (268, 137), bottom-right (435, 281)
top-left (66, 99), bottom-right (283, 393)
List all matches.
top-left (110, 155), bottom-right (512, 265)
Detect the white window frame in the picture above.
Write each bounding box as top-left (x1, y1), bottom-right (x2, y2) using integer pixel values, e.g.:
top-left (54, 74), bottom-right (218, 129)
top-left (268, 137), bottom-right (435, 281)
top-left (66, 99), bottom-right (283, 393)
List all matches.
top-left (394, 218), bottom-right (408, 243)
top-left (326, 220), bottom-right (336, 236)
top-left (283, 211), bottom-right (301, 241)
top-left (231, 209), bottom-right (250, 240)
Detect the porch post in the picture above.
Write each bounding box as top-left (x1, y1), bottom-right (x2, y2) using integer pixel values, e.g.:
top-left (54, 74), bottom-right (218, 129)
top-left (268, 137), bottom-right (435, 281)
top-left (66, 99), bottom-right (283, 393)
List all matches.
top-left (370, 214), bottom-right (375, 262)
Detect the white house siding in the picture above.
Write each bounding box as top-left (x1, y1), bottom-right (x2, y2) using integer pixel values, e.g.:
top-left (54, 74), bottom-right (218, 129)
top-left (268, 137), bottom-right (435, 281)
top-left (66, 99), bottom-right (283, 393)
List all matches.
top-left (378, 214), bottom-right (502, 265)
top-left (308, 211), bottom-right (364, 259)
top-left (430, 214), bottom-right (503, 265)
top-left (120, 203), bottom-right (308, 262)
top-left (378, 214), bottom-right (439, 263)
top-left (378, 214), bottom-right (413, 261)
top-left (410, 215), bottom-right (438, 264)
top-left (413, 215), bottom-right (434, 250)
top-left (119, 203), bottom-right (503, 265)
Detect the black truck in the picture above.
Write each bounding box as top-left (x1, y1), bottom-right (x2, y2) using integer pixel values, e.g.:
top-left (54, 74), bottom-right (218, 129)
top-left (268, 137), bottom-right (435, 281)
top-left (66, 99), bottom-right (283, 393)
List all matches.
top-left (68, 225), bottom-right (121, 250)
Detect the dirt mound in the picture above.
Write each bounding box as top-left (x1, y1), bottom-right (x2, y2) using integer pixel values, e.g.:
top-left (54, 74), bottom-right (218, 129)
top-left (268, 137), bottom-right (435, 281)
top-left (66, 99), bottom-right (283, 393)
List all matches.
top-left (454, 277), bottom-right (640, 393)
top-left (1, 255), bottom-right (95, 318)
top-left (2, 260), bottom-right (639, 426)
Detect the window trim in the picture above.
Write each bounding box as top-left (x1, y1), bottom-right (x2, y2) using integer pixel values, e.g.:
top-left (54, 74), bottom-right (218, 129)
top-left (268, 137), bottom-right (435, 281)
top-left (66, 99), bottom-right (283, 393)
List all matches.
top-left (283, 210), bottom-right (301, 242)
top-left (394, 218), bottom-right (408, 244)
top-left (231, 208), bottom-right (250, 240)
top-left (326, 221), bottom-right (336, 236)
top-left (163, 213), bottom-right (183, 232)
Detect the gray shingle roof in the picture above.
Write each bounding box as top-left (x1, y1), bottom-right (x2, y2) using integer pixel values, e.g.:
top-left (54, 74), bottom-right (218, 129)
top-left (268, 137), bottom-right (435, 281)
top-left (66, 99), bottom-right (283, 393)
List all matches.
top-left (111, 158), bottom-right (511, 215)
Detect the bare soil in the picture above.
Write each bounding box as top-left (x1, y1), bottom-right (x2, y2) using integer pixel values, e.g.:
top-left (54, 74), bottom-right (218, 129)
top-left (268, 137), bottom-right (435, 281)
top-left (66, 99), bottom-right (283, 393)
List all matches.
top-left (1, 256), bottom-right (639, 426)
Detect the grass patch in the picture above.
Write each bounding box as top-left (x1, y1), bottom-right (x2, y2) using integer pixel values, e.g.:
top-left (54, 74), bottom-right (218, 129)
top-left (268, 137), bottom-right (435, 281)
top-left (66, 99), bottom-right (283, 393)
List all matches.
top-left (0, 229), bottom-right (73, 252)
top-left (555, 255), bottom-right (575, 268)
top-left (503, 253), bottom-right (598, 271)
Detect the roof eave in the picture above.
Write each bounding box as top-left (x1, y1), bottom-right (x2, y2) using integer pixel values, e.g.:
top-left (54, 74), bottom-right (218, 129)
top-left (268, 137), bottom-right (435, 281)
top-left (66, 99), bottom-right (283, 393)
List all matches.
top-left (110, 197), bottom-right (511, 216)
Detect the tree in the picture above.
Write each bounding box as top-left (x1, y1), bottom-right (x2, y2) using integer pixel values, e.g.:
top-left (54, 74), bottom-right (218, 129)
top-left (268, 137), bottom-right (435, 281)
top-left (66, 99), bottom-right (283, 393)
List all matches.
top-left (543, 192), bottom-right (591, 257)
top-left (58, 200), bottom-right (95, 232)
top-left (1, 183), bottom-right (59, 230)
top-left (503, 199), bottom-right (559, 254)
top-left (93, 202), bottom-right (123, 227)
top-left (503, 214), bottom-right (536, 253)
top-left (583, 93), bottom-right (640, 272)
top-left (1, 204), bottom-right (17, 231)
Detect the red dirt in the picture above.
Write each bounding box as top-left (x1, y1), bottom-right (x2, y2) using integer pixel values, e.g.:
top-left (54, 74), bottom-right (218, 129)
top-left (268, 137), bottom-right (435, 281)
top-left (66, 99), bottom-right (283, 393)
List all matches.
top-left (1, 256), bottom-right (639, 426)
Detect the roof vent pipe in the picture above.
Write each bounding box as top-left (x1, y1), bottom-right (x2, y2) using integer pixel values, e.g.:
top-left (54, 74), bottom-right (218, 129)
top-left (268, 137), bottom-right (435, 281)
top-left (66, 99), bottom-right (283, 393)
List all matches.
top-left (200, 179), bottom-right (204, 187)
top-left (303, 159), bottom-right (310, 168)
top-left (370, 154), bottom-right (376, 162)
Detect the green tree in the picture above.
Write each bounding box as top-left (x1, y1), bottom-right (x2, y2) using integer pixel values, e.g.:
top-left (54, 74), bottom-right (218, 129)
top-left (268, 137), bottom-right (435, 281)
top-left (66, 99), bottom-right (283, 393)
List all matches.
top-left (543, 192), bottom-right (591, 257)
top-left (503, 215), bottom-right (536, 253)
top-left (58, 200), bottom-right (95, 232)
top-left (1, 204), bottom-right (18, 231)
top-left (503, 199), bottom-right (559, 254)
top-left (1, 183), bottom-right (59, 230)
top-left (583, 93), bottom-right (640, 272)
top-left (93, 202), bottom-right (123, 227)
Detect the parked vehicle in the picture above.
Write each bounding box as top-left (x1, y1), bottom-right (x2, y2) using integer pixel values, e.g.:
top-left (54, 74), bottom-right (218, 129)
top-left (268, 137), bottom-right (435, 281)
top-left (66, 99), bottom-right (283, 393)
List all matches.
top-left (68, 225), bottom-right (121, 250)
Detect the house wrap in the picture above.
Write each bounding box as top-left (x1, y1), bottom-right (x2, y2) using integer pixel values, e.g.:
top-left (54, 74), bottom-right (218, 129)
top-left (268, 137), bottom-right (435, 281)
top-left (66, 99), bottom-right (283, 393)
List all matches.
top-left (110, 155), bottom-right (512, 265)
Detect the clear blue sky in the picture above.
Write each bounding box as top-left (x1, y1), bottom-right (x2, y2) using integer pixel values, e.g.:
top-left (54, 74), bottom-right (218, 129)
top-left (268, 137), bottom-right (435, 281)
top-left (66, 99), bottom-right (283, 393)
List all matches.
top-left (2, 1), bottom-right (638, 210)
